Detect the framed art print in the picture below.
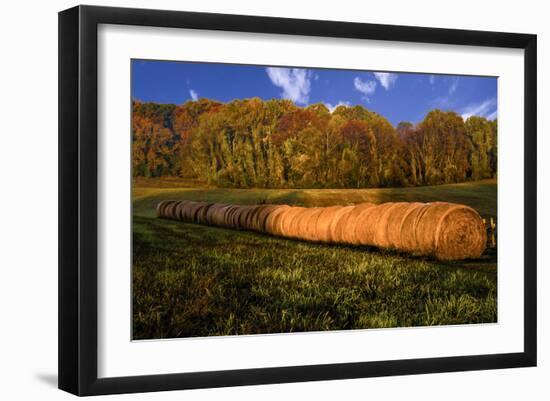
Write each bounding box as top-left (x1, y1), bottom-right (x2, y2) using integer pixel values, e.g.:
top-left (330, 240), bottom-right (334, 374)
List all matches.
top-left (58, 5), bottom-right (537, 396)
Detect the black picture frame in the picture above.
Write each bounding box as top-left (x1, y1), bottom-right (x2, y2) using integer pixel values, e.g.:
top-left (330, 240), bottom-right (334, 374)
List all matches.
top-left (59, 5), bottom-right (537, 396)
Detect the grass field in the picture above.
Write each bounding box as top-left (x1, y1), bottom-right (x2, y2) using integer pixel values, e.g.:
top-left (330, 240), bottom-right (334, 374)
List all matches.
top-left (132, 179), bottom-right (497, 340)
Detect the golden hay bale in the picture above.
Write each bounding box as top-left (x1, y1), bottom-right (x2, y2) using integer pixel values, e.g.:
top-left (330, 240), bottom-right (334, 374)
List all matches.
top-left (303, 208), bottom-right (324, 241)
top-left (156, 198), bottom-right (485, 261)
top-left (288, 208), bottom-right (313, 239)
top-left (294, 207), bottom-right (322, 241)
top-left (278, 207), bottom-right (306, 237)
top-left (385, 202), bottom-right (422, 249)
top-left (328, 205), bottom-right (355, 243)
top-left (433, 205), bottom-right (486, 260)
top-left (263, 205), bottom-right (290, 234)
top-left (413, 202), bottom-right (463, 254)
top-left (331, 208), bottom-right (352, 242)
top-left (412, 202), bottom-right (486, 260)
top-left (353, 204), bottom-right (387, 246)
top-left (337, 203), bottom-right (375, 244)
top-left (399, 203), bottom-right (430, 252)
top-left (315, 206), bottom-right (343, 242)
top-left (372, 202), bottom-right (408, 248)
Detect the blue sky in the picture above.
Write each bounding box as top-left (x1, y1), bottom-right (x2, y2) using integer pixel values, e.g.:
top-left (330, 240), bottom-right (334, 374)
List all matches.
top-left (132, 59), bottom-right (497, 126)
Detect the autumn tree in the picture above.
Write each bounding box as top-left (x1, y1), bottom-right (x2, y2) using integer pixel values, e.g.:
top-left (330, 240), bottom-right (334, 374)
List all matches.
top-left (132, 99), bottom-right (497, 189)
top-left (465, 116), bottom-right (497, 180)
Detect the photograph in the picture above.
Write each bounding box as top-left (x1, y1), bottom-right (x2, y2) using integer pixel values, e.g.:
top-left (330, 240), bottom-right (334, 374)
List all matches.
top-left (131, 59), bottom-right (498, 340)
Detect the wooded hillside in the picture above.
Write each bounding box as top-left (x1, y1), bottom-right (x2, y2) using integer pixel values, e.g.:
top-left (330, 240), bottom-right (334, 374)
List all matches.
top-left (132, 98), bottom-right (497, 188)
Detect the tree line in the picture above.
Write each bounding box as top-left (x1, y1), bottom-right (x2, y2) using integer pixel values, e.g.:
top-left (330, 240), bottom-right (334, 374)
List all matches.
top-left (132, 98), bottom-right (497, 188)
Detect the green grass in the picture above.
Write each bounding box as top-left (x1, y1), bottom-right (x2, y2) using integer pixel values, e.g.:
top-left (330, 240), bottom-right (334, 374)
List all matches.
top-left (132, 179), bottom-right (497, 340)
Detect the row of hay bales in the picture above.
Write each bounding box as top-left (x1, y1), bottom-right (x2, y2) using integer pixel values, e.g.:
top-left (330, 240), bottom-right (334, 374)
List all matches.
top-left (156, 200), bottom-right (486, 261)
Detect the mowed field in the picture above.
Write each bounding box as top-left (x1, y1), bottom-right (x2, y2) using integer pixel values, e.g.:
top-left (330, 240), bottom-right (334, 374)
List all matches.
top-left (132, 179), bottom-right (497, 340)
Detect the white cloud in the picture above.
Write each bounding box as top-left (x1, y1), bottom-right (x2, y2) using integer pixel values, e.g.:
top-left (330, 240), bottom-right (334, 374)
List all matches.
top-left (431, 96), bottom-right (451, 108)
top-left (448, 77), bottom-right (459, 95)
top-left (486, 110), bottom-right (498, 120)
top-left (189, 89), bottom-right (199, 101)
top-left (353, 77), bottom-right (377, 101)
top-left (373, 72), bottom-right (398, 90)
top-left (324, 101), bottom-right (351, 113)
top-left (460, 98), bottom-right (497, 120)
top-left (429, 75), bottom-right (435, 85)
top-left (266, 67), bottom-right (312, 105)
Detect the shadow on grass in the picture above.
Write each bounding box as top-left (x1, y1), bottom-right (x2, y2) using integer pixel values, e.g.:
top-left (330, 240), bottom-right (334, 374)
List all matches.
top-left (132, 215), bottom-right (497, 339)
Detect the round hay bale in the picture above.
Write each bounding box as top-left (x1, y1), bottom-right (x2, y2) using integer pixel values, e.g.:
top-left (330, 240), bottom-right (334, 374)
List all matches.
top-left (338, 203), bottom-right (376, 244)
top-left (207, 203), bottom-right (229, 226)
top-left (414, 202), bottom-right (456, 253)
top-left (385, 202), bottom-right (422, 249)
top-left (160, 200), bottom-right (176, 218)
top-left (332, 204), bottom-right (366, 244)
top-left (231, 205), bottom-right (246, 228)
top-left (278, 207), bottom-right (306, 238)
top-left (229, 205), bottom-right (243, 230)
top-left (156, 200), bottom-right (171, 218)
top-left (288, 208), bottom-right (313, 239)
top-left (244, 205), bottom-right (262, 230)
top-left (196, 203), bottom-right (213, 224)
top-left (159, 200), bottom-right (172, 218)
top-left (302, 208), bottom-right (324, 241)
top-left (399, 203), bottom-right (430, 252)
top-left (221, 205), bottom-right (236, 228)
top-left (353, 203), bottom-right (393, 246)
top-left (433, 205), bottom-right (486, 260)
top-left (244, 205), bottom-right (268, 232)
top-left (220, 205), bottom-right (238, 228)
top-left (237, 206), bottom-right (254, 230)
top-left (328, 205), bottom-right (355, 243)
top-left (231, 206), bottom-right (246, 228)
top-left (187, 202), bottom-right (208, 223)
top-left (293, 207), bottom-right (321, 240)
top-left (180, 201), bottom-right (198, 222)
top-left (205, 203), bottom-right (227, 225)
top-left (254, 205), bottom-right (275, 233)
top-left (315, 206), bottom-right (343, 242)
top-left (330, 205), bottom-right (357, 244)
top-left (217, 205), bottom-right (233, 227)
top-left (174, 200), bottom-right (191, 221)
top-left (164, 200), bottom-right (180, 220)
top-left (264, 205), bottom-right (290, 235)
top-left (412, 202), bottom-right (486, 260)
top-left (372, 202), bottom-right (406, 248)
